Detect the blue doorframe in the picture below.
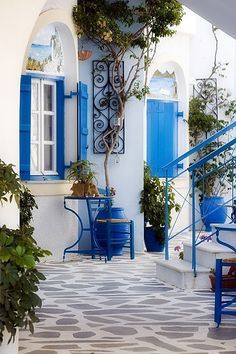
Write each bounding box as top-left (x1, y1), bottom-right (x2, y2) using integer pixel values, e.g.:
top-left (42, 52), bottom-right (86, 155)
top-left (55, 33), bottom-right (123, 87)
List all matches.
top-left (147, 99), bottom-right (178, 178)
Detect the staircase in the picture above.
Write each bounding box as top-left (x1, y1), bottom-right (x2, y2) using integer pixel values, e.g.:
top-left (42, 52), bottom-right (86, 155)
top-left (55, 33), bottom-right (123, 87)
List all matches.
top-left (155, 228), bottom-right (235, 289)
top-left (156, 119), bottom-right (236, 289)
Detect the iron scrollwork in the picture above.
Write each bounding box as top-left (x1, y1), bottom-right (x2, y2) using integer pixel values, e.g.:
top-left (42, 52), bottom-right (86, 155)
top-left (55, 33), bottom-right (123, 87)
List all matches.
top-left (194, 78), bottom-right (218, 116)
top-left (93, 60), bottom-right (125, 154)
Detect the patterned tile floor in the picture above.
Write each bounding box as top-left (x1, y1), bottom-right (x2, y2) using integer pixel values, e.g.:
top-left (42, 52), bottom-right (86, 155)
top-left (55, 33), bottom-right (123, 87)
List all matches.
top-left (19, 251), bottom-right (236, 354)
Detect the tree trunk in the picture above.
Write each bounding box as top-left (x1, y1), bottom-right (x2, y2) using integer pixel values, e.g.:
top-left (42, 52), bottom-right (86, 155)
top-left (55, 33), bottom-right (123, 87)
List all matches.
top-left (103, 97), bottom-right (125, 190)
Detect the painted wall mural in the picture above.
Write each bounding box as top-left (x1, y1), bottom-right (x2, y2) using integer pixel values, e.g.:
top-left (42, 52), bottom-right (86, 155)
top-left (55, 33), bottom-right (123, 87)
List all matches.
top-left (149, 69), bottom-right (177, 99)
top-left (27, 25), bottom-right (64, 74)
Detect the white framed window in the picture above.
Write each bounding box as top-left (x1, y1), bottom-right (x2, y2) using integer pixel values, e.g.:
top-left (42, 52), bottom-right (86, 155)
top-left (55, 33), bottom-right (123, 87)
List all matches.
top-left (31, 78), bottom-right (57, 175)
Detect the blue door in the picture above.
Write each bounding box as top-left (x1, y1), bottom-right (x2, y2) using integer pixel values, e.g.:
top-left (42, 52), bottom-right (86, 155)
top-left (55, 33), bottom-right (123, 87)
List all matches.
top-left (147, 99), bottom-right (178, 177)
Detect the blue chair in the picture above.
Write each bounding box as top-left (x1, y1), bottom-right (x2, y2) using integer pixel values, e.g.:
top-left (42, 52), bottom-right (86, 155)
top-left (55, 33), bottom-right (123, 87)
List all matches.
top-left (87, 188), bottom-right (135, 262)
top-left (214, 258), bottom-right (236, 327)
top-left (95, 217), bottom-right (135, 262)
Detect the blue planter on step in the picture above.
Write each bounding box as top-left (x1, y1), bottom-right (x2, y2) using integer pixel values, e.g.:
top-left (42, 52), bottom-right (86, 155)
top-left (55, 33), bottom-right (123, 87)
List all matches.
top-left (200, 196), bottom-right (227, 231)
top-left (144, 226), bottom-right (165, 252)
top-left (94, 207), bottom-right (129, 256)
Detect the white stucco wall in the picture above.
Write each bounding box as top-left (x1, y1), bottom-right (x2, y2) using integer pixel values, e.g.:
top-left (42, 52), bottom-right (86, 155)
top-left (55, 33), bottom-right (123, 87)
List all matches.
top-left (189, 13), bottom-right (236, 97)
top-left (0, 1), bottom-right (47, 227)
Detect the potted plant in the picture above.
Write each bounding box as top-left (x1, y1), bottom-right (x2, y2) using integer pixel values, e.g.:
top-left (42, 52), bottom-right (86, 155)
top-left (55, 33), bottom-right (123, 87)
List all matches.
top-left (0, 159), bottom-right (51, 350)
top-left (188, 93), bottom-right (235, 230)
top-left (209, 267), bottom-right (236, 292)
top-left (188, 34), bottom-right (236, 230)
top-left (139, 163), bottom-right (180, 252)
top-left (66, 160), bottom-right (99, 197)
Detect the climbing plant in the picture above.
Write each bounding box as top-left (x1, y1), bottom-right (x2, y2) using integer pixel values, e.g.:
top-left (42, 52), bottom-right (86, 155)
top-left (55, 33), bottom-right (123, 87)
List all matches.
top-left (72, 0), bottom-right (183, 188)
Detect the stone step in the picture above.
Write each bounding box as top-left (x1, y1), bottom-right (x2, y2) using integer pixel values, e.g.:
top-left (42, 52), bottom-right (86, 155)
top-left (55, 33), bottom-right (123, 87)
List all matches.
top-left (183, 240), bottom-right (234, 269)
top-left (155, 258), bottom-right (210, 289)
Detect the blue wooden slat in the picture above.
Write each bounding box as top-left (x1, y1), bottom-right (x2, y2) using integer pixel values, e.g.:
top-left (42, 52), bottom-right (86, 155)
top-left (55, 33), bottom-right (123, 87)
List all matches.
top-left (78, 81), bottom-right (88, 160)
top-left (56, 80), bottom-right (65, 179)
top-left (19, 75), bottom-right (31, 180)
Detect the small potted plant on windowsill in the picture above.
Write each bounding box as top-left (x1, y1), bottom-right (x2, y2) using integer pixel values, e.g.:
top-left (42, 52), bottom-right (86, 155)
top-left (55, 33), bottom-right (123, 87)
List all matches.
top-left (139, 163), bottom-right (180, 252)
top-left (0, 159), bottom-right (51, 351)
top-left (66, 160), bottom-right (99, 197)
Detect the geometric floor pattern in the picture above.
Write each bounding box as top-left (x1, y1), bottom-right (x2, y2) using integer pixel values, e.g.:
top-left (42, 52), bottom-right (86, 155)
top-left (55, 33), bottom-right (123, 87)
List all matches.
top-left (19, 253), bottom-right (236, 354)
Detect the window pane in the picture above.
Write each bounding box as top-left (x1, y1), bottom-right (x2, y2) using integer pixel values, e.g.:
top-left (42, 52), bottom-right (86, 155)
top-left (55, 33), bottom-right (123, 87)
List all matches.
top-left (32, 113), bottom-right (39, 141)
top-left (44, 84), bottom-right (54, 111)
top-left (31, 144), bottom-right (39, 171)
top-left (44, 115), bottom-right (53, 141)
top-left (44, 145), bottom-right (53, 171)
top-left (32, 82), bottom-right (39, 111)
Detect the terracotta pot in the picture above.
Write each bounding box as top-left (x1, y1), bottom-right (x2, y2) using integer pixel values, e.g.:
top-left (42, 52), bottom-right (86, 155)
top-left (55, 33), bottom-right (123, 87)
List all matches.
top-left (71, 182), bottom-right (99, 197)
top-left (209, 273), bottom-right (236, 291)
top-left (78, 50), bottom-right (92, 61)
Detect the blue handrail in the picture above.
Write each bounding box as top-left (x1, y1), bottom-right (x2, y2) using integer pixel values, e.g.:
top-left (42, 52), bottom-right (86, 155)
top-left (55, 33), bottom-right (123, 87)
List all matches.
top-left (188, 139), bottom-right (236, 172)
top-left (162, 120), bottom-right (236, 171)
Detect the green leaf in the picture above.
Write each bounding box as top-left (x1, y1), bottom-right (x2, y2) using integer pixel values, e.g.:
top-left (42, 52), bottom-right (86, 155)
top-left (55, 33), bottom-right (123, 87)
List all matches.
top-left (0, 248), bottom-right (11, 262)
top-left (29, 321), bottom-right (34, 334)
top-left (36, 271), bottom-right (46, 281)
top-left (21, 254), bottom-right (35, 268)
top-left (15, 245), bottom-right (26, 256)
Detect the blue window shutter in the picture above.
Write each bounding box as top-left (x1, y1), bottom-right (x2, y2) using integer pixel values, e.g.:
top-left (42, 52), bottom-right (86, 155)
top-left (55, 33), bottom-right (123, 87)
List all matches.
top-left (20, 75), bottom-right (31, 180)
top-left (78, 81), bottom-right (88, 160)
top-left (56, 79), bottom-right (65, 179)
top-left (147, 99), bottom-right (178, 178)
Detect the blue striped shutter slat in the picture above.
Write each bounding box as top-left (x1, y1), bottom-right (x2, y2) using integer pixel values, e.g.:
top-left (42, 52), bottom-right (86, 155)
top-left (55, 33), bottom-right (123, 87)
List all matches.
top-left (56, 79), bottom-right (65, 179)
top-left (78, 81), bottom-right (88, 160)
top-left (19, 75), bottom-right (31, 180)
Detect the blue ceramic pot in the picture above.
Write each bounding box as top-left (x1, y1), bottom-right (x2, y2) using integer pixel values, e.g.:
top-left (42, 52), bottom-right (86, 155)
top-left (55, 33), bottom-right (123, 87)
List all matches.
top-left (200, 196), bottom-right (227, 231)
top-left (94, 207), bottom-right (129, 256)
top-left (144, 226), bottom-right (165, 252)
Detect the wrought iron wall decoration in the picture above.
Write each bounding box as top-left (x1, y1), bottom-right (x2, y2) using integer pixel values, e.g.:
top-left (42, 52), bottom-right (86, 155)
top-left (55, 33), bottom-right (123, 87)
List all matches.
top-left (194, 78), bottom-right (218, 121)
top-left (93, 60), bottom-right (125, 154)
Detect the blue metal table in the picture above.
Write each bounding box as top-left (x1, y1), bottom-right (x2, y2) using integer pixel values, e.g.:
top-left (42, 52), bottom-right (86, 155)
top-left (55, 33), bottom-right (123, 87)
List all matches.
top-left (63, 195), bottom-right (112, 261)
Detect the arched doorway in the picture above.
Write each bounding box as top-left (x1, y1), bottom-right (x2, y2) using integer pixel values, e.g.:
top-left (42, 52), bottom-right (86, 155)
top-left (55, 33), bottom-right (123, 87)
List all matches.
top-left (147, 67), bottom-right (182, 177)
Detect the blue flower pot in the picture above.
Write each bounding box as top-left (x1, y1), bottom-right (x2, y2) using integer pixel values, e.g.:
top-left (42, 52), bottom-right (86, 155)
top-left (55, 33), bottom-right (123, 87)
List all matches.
top-left (144, 226), bottom-right (165, 252)
top-left (200, 196), bottom-right (227, 231)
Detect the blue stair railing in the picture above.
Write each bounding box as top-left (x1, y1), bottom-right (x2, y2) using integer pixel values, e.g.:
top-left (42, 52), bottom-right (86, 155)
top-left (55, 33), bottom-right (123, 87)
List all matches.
top-left (163, 120), bottom-right (236, 274)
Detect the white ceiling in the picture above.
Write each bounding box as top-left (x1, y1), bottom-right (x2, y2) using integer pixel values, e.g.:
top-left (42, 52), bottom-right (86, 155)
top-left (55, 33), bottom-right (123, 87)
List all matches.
top-left (179, 0), bottom-right (236, 39)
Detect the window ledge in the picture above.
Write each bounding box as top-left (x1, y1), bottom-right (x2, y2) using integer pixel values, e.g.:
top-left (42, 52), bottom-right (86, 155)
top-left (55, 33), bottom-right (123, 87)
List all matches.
top-left (23, 180), bottom-right (72, 196)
